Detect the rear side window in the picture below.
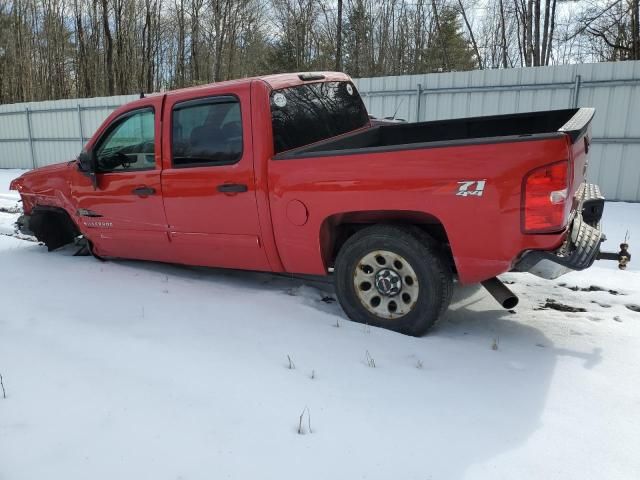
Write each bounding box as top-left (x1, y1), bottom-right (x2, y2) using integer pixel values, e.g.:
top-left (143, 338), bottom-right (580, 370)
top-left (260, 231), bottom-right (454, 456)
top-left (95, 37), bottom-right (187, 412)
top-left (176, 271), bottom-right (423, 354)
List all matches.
top-left (270, 81), bottom-right (369, 154)
top-left (172, 96), bottom-right (242, 167)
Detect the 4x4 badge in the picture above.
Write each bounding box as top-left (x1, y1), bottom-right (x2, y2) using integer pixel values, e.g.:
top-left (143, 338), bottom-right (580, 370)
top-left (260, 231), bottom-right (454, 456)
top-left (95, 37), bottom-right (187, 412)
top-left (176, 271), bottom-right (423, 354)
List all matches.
top-left (457, 180), bottom-right (486, 197)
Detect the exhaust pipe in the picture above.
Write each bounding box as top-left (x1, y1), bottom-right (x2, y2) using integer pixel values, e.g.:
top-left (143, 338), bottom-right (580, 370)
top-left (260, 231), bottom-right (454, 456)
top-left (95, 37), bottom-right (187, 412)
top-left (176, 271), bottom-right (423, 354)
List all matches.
top-left (481, 277), bottom-right (519, 309)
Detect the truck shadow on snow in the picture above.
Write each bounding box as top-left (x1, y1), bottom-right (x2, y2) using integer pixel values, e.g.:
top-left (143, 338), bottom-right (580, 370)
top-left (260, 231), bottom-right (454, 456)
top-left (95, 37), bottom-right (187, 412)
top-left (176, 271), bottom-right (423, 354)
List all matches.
top-left (108, 257), bottom-right (603, 478)
top-left (169, 263), bottom-right (602, 478)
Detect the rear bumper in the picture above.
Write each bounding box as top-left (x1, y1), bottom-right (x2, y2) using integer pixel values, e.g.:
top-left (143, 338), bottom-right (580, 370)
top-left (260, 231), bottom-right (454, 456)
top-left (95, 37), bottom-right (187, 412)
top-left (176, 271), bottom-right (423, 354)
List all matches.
top-left (514, 183), bottom-right (605, 279)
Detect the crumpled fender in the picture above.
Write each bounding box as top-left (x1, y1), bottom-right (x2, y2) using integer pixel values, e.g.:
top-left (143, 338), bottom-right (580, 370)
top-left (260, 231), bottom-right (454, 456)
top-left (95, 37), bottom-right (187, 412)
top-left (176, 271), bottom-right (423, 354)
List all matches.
top-left (10, 161), bottom-right (76, 215)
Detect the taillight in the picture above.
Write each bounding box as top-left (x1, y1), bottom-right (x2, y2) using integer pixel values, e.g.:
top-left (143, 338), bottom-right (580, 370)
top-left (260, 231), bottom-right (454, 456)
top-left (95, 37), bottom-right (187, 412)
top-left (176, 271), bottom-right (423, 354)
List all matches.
top-left (522, 161), bottom-right (570, 233)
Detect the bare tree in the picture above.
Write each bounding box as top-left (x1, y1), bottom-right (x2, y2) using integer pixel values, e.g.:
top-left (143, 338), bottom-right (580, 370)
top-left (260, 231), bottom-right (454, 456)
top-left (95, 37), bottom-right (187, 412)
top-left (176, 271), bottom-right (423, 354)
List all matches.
top-left (0, 0), bottom-right (637, 105)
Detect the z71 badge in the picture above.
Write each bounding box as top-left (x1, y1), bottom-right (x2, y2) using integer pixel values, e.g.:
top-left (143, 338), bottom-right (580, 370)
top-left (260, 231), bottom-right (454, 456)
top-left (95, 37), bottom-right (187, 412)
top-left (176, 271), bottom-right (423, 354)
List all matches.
top-left (456, 180), bottom-right (486, 197)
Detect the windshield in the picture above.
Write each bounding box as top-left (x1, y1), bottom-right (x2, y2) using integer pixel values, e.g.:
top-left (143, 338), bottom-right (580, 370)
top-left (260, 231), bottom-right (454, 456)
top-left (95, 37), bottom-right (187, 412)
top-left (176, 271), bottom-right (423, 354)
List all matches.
top-left (270, 81), bottom-right (369, 154)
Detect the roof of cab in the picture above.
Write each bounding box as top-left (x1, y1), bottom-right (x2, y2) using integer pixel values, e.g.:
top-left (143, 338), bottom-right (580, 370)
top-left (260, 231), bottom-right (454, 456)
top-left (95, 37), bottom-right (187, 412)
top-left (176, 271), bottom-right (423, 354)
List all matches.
top-left (257, 71), bottom-right (351, 89)
top-left (108, 72), bottom-right (352, 116)
top-left (164, 71), bottom-right (351, 97)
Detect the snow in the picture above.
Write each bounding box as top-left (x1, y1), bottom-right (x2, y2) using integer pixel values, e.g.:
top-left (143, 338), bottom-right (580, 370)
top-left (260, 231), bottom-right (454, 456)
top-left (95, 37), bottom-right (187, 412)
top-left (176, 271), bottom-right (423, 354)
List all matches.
top-left (1, 168), bottom-right (639, 480)
top-left (0, 169), bottom-right (25, 236)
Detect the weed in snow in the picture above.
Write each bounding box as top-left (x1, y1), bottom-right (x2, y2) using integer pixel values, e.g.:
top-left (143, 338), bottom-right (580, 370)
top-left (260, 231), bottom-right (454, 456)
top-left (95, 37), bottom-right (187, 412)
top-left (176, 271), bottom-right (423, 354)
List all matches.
top-left (416, 360), bottom-right (423, 369)
top-left (365, 350), bottom-right (376, 368)
top-left (297, 406), bottom-right (312, 435)
top-left (492, 337), bottom-right (499, 351)
top-left (310, 370), bottom-right (315, 380)
top-left (0, 373), bottom-right (6, 399)
top-left (286, 355), bottom-right (296, 370)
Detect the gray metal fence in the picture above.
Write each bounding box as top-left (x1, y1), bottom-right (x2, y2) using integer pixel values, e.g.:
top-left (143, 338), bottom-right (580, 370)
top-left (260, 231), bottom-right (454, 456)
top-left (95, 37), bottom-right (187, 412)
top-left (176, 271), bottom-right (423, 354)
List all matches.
top-left (1, 61), bottom-right (639, 200)
top-left (354, 61), bottom-right (640, 202)
top-left (0, 94), bottom-right (138, 169)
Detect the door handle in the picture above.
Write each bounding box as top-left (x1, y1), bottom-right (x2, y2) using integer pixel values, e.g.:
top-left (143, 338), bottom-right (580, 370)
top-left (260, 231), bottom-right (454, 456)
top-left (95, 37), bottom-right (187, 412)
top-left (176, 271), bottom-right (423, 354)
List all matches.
top-left (217, 183), bottom-right (248, 193)
top-left (132, 186), bottom-right (156, 196)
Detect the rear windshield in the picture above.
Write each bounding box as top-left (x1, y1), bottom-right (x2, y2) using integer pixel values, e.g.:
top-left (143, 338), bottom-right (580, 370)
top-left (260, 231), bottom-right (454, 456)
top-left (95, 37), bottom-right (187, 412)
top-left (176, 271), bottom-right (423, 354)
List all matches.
top-left (270, 81), bottom-right (369, 154)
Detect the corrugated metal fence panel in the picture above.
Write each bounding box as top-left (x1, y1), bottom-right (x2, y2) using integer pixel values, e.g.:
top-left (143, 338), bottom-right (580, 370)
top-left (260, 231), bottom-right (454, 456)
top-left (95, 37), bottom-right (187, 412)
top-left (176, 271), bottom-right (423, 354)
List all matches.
top-left (577, 62), bottom-right (640, 202)
top-left (0, 94), bottom-right (135, 114)
top-left (0, 94), bottom-right (137, 168)
top-left (1, 63), bottom-right (639, 199)
top-left (354, 61), bottom-right (640, 201)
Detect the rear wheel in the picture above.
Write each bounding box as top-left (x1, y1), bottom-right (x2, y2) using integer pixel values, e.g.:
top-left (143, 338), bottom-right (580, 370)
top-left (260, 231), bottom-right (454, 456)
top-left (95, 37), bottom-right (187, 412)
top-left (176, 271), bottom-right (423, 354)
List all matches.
top-left (334, 225), bottom-right (453, 336)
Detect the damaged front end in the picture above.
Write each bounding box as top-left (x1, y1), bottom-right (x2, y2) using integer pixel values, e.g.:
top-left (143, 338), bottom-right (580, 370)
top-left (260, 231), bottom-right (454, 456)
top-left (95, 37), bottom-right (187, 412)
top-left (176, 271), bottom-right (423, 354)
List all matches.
top-left (10, 162), bottom-right (85, 251)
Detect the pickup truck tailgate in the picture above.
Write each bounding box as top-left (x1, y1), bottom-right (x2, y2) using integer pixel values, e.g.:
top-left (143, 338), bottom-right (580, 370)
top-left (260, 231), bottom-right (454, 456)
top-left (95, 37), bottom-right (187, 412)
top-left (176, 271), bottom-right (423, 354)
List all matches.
top-left (559, 108), bottom-right (595, 215)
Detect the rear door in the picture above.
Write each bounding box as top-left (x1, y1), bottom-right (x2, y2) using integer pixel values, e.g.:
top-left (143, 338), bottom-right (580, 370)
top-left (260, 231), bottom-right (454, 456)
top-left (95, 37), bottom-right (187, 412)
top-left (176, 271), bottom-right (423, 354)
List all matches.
top-left (160, 83), bottom-right (271, 271)
top-left (72, 96), bottom-right (171, 261)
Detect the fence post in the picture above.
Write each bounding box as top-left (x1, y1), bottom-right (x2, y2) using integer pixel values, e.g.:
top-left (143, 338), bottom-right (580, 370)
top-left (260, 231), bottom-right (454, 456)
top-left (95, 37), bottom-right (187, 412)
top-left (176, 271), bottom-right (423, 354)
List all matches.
top-left (77, 104), bottom-right (84, 149)
top-left (416, 83), bottom-right (423, 122)
top-left (25, 107), bottom-right (36, 169)
top-left (572, 74), bottom-right (582, 107)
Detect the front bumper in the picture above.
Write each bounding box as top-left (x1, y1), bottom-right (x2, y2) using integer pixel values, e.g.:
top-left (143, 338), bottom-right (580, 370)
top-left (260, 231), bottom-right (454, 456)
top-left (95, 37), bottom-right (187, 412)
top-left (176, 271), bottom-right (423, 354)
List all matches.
top-left (16, 214), bottom-right (34, 236)
top-left (514, 183), bottom-right (605, 279)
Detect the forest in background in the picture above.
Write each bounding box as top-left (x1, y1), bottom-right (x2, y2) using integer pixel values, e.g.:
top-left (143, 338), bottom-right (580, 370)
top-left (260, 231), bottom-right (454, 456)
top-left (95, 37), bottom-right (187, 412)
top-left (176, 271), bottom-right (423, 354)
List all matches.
top-left (0, 0), bottom-right (639, 104)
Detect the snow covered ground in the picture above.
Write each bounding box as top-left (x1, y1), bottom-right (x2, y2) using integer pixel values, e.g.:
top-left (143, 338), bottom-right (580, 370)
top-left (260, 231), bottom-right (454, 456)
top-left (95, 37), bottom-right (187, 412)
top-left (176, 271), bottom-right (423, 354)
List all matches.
top-left (1, 169), bottom-right (639, 480)
top-left (0, 169), bottom-right (24, 237)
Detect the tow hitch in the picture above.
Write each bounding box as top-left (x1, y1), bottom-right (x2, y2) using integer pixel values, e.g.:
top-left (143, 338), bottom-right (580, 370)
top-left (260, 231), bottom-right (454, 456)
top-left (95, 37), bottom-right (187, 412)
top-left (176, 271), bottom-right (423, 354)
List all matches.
top-left (598, 241), bottom-right (631, 270)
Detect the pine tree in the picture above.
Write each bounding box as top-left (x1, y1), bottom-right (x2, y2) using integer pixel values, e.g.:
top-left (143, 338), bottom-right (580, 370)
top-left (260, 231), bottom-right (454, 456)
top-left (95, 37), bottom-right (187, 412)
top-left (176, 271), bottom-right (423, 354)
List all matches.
top-left (422, 7), bottom-right (477, 72)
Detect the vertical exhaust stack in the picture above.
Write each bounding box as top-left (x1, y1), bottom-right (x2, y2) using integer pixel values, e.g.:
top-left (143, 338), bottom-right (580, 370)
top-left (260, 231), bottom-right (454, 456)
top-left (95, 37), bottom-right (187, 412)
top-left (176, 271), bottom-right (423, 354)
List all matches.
top-left (481, 277), bottom-right (519, 309)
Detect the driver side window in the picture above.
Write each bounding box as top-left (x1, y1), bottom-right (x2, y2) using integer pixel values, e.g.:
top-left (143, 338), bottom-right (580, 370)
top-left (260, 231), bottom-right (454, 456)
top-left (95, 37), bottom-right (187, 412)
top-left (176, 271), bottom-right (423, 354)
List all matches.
top-left (95, 108), bottom-right (155, 172)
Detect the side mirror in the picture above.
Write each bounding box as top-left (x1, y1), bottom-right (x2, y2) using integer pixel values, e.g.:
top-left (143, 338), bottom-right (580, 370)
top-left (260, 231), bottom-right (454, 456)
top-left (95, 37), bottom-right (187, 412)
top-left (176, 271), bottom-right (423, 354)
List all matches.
top-left (77, 150), bottom-right (98, 189)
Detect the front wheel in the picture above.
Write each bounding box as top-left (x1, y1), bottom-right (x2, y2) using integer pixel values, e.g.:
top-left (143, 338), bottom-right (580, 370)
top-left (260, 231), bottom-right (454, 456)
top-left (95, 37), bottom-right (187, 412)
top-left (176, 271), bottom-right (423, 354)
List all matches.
top-left (334, 225), bottom-right (453, 336)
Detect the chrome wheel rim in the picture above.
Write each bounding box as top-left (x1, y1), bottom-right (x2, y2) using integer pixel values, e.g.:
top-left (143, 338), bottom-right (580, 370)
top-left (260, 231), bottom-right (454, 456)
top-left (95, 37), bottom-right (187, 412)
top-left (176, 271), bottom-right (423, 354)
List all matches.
top-left (353, 250), bottom-right (419, 319)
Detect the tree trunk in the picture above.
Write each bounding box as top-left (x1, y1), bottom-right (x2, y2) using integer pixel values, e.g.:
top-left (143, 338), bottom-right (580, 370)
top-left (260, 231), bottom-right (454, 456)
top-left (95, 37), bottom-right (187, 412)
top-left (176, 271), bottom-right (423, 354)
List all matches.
top-left (540, 0), bottom-right (550, 65)
top-left (499, 0), bottom-right (509, 67)
top-left (545, 0), bottom-right (557, 65)
top-left (533, 0), bottom-right (541, 65)
top-left (457, 0), bottom-right (483, 68)
top-left (633, 0), bottom-right (640, 60)
top-left (101, 0), bottom-right (114, 95)
top-left (525, 0), bottom-right (533, 66)
top-left (335, 0), bottom-right (343, 71)
top-left (431, 0), bottom-right (449, 70)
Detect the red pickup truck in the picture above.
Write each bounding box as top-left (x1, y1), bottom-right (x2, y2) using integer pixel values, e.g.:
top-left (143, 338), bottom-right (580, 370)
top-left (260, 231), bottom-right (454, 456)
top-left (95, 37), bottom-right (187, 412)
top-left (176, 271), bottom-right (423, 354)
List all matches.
top-left (10, 72), bottom-right (618, 335)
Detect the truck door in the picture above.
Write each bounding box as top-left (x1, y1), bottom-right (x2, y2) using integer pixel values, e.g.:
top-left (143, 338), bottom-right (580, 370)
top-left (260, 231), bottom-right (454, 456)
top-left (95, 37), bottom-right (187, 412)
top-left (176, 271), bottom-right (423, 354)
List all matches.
top-left (72, 96), bottom-right (171, 261)
top-left (160, 85), bottom-right (271, 271)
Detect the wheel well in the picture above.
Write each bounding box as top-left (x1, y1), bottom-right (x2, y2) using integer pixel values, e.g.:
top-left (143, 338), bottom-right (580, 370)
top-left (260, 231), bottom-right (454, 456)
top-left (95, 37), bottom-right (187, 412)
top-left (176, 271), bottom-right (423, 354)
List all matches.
top-left (320, 211), bottom-right (454, 271)
top-left (29, 206), bottom-right (80, 251)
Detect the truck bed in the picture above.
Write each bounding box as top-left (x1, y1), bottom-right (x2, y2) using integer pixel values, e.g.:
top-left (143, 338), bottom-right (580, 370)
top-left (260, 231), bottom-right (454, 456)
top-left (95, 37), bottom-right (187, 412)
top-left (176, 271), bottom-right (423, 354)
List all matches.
top-left (275, 108), bottom-right (594, 159)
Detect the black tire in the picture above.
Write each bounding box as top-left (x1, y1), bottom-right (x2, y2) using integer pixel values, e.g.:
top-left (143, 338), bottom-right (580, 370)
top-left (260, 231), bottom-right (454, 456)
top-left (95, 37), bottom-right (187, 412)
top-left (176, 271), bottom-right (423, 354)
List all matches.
top-left (334, 224), bottom-right (453, 336)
